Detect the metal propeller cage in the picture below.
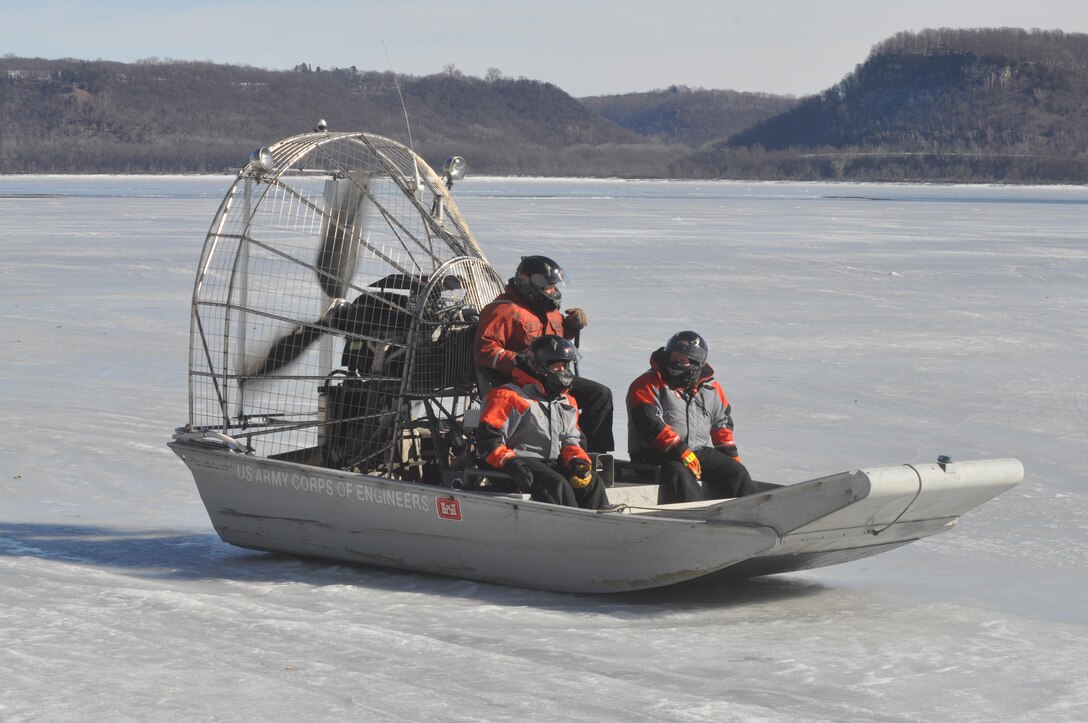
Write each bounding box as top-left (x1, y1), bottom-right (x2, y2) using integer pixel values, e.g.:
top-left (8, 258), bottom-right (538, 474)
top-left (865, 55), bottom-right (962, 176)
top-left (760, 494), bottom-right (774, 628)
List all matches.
top-left (186, 131), bottom-right (503, 478)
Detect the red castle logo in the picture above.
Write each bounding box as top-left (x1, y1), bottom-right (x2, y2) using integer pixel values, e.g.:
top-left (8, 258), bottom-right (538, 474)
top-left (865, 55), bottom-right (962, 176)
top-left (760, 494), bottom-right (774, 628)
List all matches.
top-left (437, 497), bottom-right (462, 521)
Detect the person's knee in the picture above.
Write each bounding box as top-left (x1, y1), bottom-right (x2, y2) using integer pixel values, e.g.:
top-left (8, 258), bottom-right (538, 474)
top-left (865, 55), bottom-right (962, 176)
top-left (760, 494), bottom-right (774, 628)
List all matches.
top-left (574, 377), bottom-right (612, 406)
top-left (530, 486), bottom-right (561, 505)
top-left (527, 463), bottom-right (581, 506)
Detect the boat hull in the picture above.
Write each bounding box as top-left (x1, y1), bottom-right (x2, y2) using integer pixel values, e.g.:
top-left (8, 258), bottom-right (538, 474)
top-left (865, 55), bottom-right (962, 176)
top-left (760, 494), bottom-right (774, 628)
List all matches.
top-left (170, 439), bottom-right (1022, 593)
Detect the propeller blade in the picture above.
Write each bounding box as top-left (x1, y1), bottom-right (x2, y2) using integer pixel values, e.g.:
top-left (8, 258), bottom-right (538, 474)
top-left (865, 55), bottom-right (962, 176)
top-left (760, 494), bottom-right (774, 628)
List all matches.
top-left (316, 173), bottom-right (369, 300)
top-left (247, 297), bottom-right (349, 377)
top-left (249, 325), bottom-right (325, 376)
top-left (249, 174), bottom-right (370, 379)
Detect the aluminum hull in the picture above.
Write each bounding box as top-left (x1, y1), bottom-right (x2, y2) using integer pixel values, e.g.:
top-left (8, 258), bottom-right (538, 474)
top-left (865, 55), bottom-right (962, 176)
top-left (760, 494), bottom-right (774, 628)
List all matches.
top-left (170, 438), bottom-right (1022, 593)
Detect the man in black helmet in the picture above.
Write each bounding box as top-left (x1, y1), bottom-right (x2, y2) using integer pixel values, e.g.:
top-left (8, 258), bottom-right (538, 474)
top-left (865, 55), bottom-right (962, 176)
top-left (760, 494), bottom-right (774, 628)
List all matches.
top-left (473, 255), bottom-right (614, 453)
top-left (626, 331), bottom-right (754, 504)
top-left (476, 335), bottom-right (610, 509)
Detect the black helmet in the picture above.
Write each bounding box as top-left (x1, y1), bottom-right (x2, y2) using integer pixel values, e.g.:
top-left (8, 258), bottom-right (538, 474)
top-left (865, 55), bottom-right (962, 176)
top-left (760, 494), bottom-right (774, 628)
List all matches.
top-left (511, 255), bottom-right (564, 312)
top-left (663, 330), bottom-right (708, 387)
top-left (516, 334), bottom-right (580, 397)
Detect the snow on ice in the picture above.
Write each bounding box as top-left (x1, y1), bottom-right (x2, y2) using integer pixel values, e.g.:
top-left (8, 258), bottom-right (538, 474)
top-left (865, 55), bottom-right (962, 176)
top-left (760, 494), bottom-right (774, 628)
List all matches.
top-left (1, 175), bottom-right (1086, 721)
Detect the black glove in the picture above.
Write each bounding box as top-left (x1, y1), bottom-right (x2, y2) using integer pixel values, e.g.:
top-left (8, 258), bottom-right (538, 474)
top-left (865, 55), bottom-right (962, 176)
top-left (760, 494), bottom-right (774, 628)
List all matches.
top-left (503, 456), bottom-right (534, 492)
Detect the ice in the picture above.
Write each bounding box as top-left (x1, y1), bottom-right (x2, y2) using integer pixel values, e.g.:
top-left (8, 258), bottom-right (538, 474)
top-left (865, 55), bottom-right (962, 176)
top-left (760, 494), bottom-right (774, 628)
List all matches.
top-left (2, 175), bottom-right (1086, 721)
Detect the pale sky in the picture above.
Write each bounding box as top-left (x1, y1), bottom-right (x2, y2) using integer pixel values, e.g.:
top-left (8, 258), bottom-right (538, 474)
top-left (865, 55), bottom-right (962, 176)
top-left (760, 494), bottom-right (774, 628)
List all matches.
top-left (3, 0), bottom-right (1087, 97)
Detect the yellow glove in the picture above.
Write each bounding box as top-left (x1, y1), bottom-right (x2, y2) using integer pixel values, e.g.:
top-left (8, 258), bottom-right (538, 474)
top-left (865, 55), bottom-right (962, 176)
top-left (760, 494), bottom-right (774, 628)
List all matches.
top-left (567, 459), bottom-right (593, 489)
top-left (679, 448), bottom-right (702, 480)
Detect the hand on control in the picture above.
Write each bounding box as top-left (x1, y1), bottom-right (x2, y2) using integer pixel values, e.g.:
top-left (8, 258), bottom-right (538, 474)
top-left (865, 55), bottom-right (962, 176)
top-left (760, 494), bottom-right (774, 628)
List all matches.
top-left (567, 458), bottom-right (593, 489)
top-left (563, 307), bottom-right (588, 333)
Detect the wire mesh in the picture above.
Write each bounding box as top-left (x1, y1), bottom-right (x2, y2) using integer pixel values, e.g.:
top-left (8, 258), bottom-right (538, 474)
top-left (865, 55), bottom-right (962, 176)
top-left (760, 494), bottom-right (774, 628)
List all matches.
top-left (186, 132), bottom-right (503, 478)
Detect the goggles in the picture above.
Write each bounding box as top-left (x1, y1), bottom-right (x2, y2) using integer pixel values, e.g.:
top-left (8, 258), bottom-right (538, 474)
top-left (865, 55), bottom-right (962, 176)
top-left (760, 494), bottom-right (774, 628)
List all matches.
top-left (528, 267), bottom-right (564, 290)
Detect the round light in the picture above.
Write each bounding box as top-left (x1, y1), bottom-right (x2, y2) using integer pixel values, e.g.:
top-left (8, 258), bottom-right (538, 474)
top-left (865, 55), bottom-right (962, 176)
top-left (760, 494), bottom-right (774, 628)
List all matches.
top-left (249, 147), bottom-right (275, 174)
top-left (443, 156), bottom-right (468, 183)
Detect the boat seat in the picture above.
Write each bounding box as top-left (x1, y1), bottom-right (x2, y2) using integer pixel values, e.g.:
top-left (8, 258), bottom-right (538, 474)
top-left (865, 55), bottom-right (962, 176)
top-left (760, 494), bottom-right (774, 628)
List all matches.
top-left (603, 483), bottom-right (661, 508)
top-left (462, 407), bottom-right (482, 430)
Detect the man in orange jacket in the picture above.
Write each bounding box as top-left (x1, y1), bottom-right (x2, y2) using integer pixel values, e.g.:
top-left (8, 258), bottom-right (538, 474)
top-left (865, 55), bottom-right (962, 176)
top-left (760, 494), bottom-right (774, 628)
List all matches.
top-left (627, 331), bottom-right (753, 504)
top-left (477, 336), bottom-right (609, 509)
top-left (473, 255), bottom-right (614, 453)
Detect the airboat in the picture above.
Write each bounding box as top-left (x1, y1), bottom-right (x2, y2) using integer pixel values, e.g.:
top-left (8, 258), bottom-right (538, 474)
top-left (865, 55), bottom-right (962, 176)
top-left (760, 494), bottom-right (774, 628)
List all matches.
top-left (169, 129), bottom-right (1023, 593)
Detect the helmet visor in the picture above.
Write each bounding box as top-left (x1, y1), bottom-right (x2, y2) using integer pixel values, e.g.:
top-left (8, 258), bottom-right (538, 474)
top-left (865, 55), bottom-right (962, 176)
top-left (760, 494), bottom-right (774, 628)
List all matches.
top-left (668, 351), bottom-right (697, 369)
top-left (528, 268), bottom-right (564, 298)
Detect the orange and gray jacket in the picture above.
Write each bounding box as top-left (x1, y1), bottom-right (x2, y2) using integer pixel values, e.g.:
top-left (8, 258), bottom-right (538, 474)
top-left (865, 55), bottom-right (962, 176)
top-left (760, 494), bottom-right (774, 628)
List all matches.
top-left (626, 349), bottom-right (739, 458)
top-left (473, 286), bottom-right (572, 377)
top-left (477, 367), bottom-right (591, 469)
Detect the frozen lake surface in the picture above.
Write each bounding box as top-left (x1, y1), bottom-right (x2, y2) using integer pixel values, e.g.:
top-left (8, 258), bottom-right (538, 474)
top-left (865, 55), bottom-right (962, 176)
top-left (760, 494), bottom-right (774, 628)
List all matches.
top-left (2, 175), bottom-right (1086, 721)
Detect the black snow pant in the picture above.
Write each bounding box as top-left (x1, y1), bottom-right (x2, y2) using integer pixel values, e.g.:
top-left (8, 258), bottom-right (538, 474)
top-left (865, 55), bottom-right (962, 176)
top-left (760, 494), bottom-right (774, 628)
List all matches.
top-left (695, 447), bottom-right (754, 499)
top-left (569, 376), bottom-right (615, 453)
top-left (632, 447), bottom-right (753, 504)
top-left (516, 456), bottom-right (610, 510)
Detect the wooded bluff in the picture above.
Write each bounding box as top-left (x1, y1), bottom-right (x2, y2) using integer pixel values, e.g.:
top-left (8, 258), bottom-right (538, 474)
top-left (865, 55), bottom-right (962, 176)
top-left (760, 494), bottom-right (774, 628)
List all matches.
top-left (2, 28), bottom-right (1086, 183)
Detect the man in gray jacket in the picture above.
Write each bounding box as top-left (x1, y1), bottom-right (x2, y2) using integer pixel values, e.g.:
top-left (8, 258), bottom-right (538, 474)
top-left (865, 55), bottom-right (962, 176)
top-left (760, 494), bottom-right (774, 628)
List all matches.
top-left (477, 335), bottom-right (609, 509)
top-left (627, 331), bottom-right (754, 504)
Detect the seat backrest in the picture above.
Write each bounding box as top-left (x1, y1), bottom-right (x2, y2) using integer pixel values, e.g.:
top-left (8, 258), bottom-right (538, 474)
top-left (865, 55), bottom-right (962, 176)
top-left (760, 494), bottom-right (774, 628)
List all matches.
top-left (462, 407), bottom-right (481, 432)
